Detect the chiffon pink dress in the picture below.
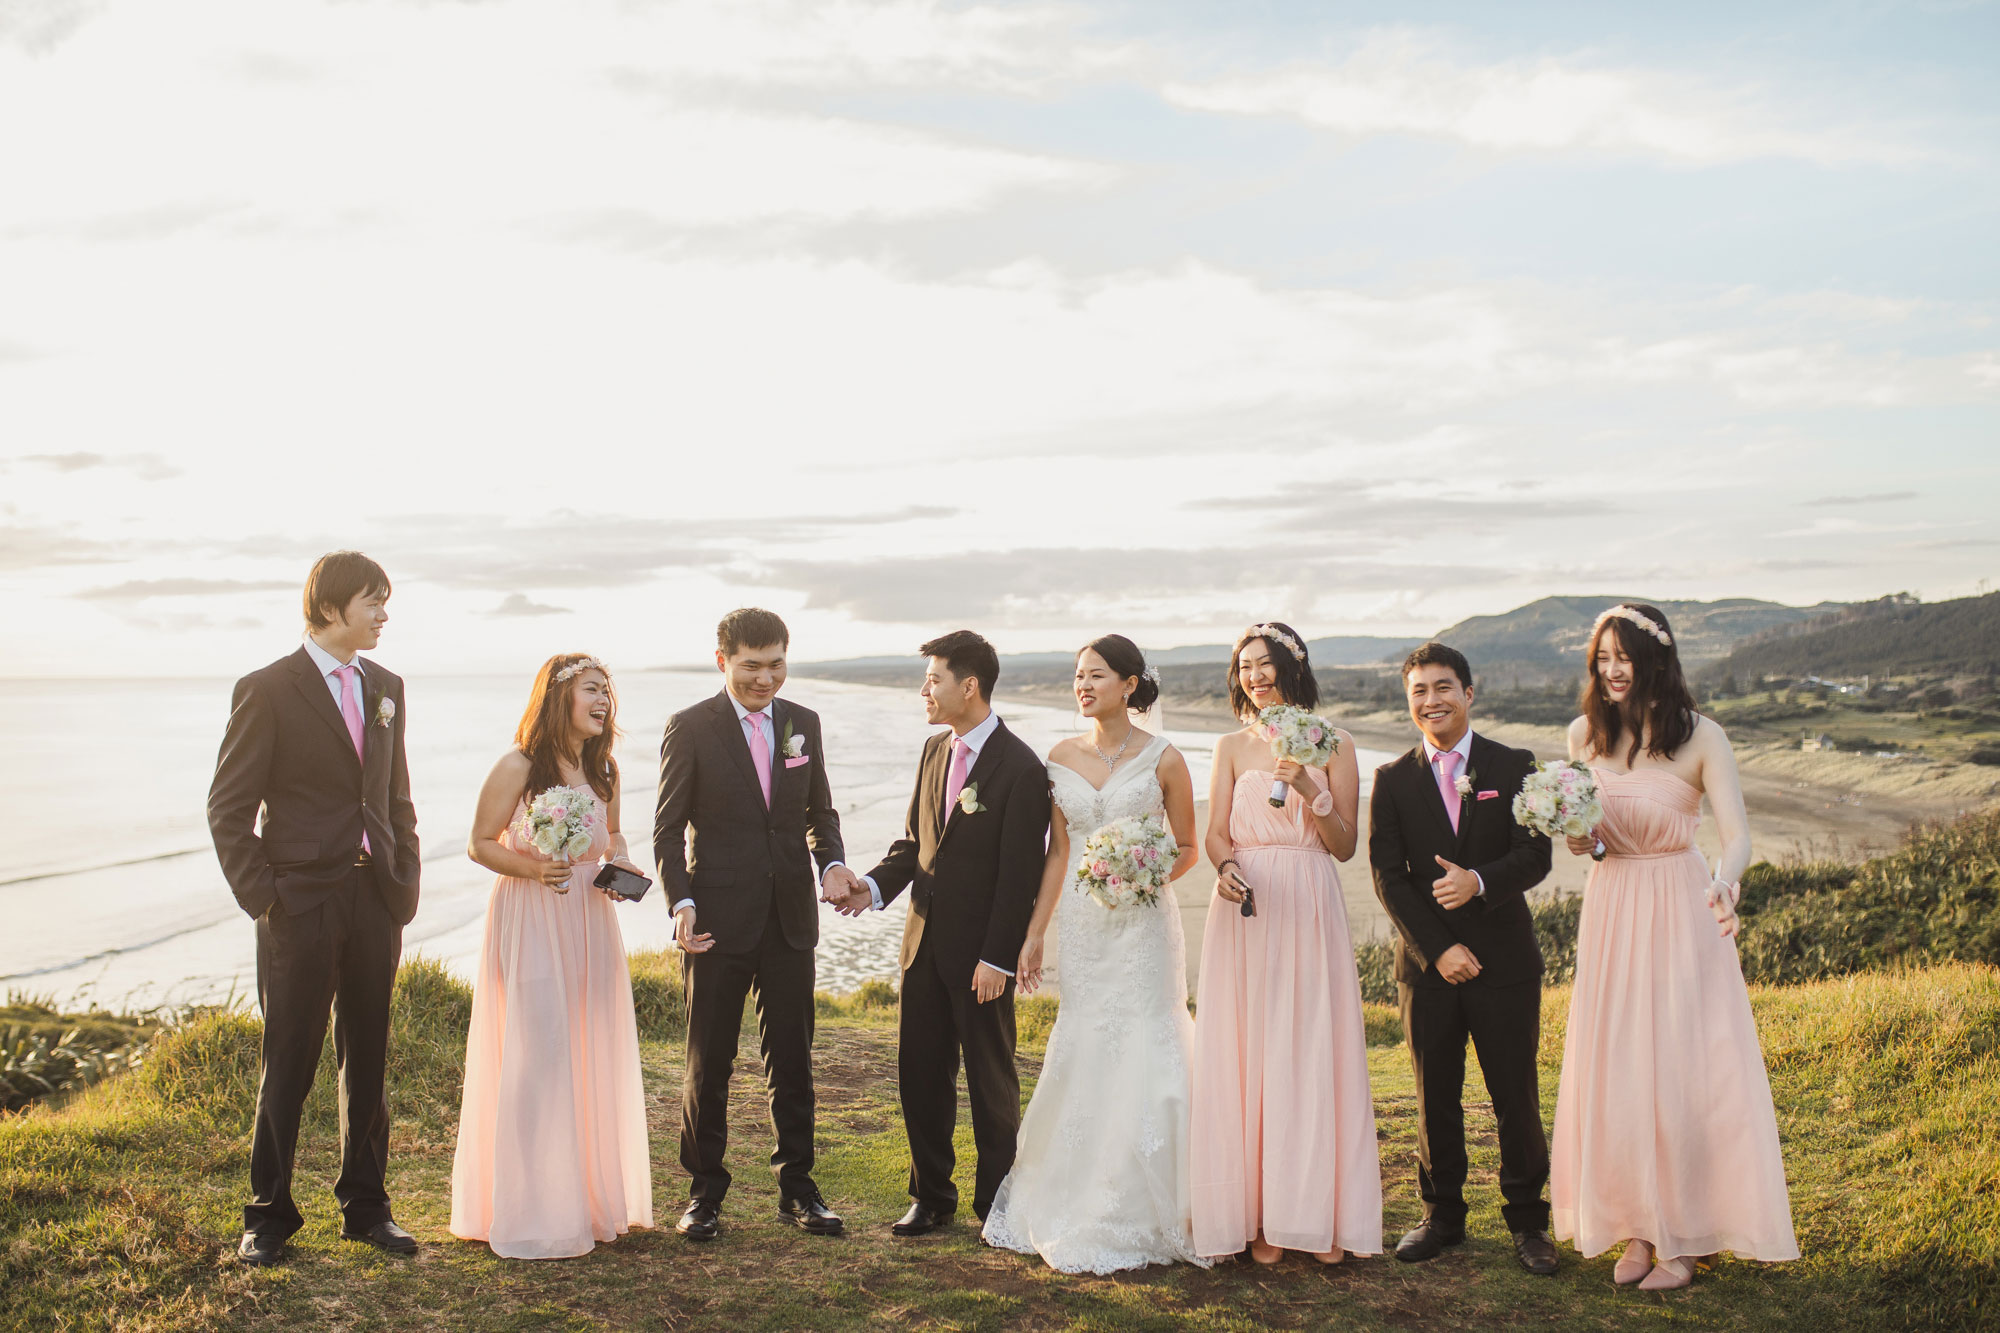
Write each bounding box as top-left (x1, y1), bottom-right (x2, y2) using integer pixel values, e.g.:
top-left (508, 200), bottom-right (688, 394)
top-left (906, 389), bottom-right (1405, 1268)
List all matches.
top-left (449, 794), bottom-right (653, 1258)
top-left (1190, 767), bottom-right (1383, 1258)
top-left (1551, 769), bottom-right (1797, 1263)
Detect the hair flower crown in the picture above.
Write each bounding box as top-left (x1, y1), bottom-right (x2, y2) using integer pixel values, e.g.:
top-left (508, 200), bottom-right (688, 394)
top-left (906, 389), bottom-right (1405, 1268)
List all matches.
top-left (554, 656), bottom-right (609, 683)
top-left (1243, 623), bottom-right (1305, 661)
top-left (1594, 607), bottom-right (1672, 647)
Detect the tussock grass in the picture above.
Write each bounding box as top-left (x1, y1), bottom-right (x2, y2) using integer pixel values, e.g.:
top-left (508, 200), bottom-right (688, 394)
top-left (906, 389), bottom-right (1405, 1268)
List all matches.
top-left (2, 949), bottom-right (1992, 1330)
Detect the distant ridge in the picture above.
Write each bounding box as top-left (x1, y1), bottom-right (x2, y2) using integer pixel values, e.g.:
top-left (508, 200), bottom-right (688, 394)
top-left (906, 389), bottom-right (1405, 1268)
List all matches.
top-left (1422, 596), bottom-right (1849, 680)
top-left (798, 635), bottom-right (1423, 676)
top-left (1702, 592), bottom-right (2000, 682)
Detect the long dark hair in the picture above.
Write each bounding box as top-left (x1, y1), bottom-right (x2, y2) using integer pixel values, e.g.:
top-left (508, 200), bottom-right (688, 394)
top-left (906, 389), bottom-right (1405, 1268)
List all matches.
top-left (1079, 634), bottom-right (1159, 714)
top-left (1227, 622), bottom-right (1319, 719)
top-left (1581, 604), bottom-right (1698, 765)
top-left (516, 653), bottom-right (620, 801)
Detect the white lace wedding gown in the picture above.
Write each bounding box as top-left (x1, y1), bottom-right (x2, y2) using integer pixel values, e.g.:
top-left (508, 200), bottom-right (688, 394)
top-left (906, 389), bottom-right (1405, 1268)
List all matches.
top-left (981, 734), bottom-right (1210, 1272)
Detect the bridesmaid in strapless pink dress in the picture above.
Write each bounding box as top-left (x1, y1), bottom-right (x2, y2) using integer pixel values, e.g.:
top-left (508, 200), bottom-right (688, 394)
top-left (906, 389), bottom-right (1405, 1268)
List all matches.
top-left (1550, 769), bottom-right (1798, 1275)
top-left (1190, 763), bottom-right (1383, 1261)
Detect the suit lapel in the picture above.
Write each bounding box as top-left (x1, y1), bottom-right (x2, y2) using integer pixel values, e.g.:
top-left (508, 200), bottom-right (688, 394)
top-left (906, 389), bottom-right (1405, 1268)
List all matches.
top-left (357, 659), bottom-right (382, 773)
top-left (939, 719), bottom-right (1008, 849)
top-left (711, 692), bottom-right (765, 806)
top-left (1455, 734), bottom-right (1495, 855)
top-left (290, 649), bottom-right (360, 770)
top-left (1408, 744), bottom-right (1456, 846)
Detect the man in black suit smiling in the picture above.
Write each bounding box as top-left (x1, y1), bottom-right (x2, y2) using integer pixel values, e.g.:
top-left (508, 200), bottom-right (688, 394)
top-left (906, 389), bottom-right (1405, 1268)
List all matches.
top-left (655, 608), bottom-right (864, 1241)
top-left (1369, 642), bottom-right (1557, 1276)
top-left (207, 551), bottom-right (421, 1267)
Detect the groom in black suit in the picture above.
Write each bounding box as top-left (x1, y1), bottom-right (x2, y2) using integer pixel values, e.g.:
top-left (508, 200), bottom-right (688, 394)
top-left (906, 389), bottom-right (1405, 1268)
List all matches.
top-left (829, 630), bottom-right (1051, 1235)
top-left (1370, 642), bottom-right (1558, 1275)
top-left (655, 608), bottom-right (861, 1241)
top-left (207, 551), bottom-right (422, 1266)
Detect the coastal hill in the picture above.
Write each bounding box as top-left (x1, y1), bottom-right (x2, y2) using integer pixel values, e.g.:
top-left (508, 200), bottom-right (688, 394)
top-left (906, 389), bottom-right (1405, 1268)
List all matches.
top-left (1701, 591), bottom-right (2000, 683)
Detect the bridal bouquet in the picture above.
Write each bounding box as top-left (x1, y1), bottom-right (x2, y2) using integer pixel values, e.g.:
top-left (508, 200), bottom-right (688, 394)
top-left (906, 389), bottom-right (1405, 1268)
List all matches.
top-left (517, 784), bottom-right (599, 861)
top-left (1256, 704), bottom-right (1341, 808)
top-left (1511, 761), bottom-right (1603, 840)
top-left (1073, 814), bottom-right (1178, 910)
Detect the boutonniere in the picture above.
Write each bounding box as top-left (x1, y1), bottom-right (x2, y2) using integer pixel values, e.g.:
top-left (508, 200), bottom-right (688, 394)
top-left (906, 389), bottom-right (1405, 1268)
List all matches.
top-left (781, 720), bottom-right (806, 760)
top-left (956, 782), bottom-right (987, 816)
top-left (1454, 774), bottom-right (1473, 799)
top-left (371, 693), bottom-right (395, 729)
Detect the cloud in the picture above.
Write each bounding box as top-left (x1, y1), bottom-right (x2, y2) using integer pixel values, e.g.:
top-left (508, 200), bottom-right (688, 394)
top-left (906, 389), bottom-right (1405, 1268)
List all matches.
top-left (19, 452), bottom-right (181, 480)
top-left (74, 577), bottom-right (294, 601)
top-left (761, 545), bottom-right (1515, 624)
top-left (1804, 491), bottom-right (1920, 507)
top-left (0, 0), bottom-right (103, 55)
top-left (1162, 29), bottom-right (1934, 165)
top-left (491, 592), bottom-right (564, 617)
top-left (0, 522), bottom-right (125, 572)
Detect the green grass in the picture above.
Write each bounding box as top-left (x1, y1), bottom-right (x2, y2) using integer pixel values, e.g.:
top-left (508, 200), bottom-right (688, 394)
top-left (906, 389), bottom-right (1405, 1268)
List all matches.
top-left (2, 952), bottom-right (1993, 1331)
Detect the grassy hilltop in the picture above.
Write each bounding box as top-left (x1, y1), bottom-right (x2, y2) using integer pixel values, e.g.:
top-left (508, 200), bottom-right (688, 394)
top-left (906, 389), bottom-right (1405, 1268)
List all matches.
top-left (2, 943), bottom-right (1995, 1331)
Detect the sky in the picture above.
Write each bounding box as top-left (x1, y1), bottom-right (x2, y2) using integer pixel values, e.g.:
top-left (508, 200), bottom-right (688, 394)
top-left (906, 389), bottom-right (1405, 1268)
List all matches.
top-left (2, 0), bottom-right (1996, 676)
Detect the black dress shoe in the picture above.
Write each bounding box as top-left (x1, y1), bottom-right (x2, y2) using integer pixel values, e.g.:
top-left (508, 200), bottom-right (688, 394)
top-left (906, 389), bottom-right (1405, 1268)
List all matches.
top-left (778, 1190), bottom-right (845, 1236)
top-left (236, 1231), bottom-right (287, 1266)
top-left (676, 1199), bottom-right (721, 1241)
top-left (1394, 1217), bottom-right (1466, 1263)
top-left (340, 1220), bottom-right (418, 1254)
top-left (891, 1202), bottom-right (953, 1237)
top-left (1513, 1229), bottom-right (1560, 1276)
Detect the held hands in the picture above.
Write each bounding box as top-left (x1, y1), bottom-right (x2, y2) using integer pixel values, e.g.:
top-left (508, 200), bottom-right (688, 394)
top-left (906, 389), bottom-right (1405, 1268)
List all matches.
top-left (1272, 757), bottom-right (1314, 797)
top-left (535, 854), bottom-right (573, 892)
top-left (971, 961), bottom-right (1009, 1005)
top-left (674, 904), bottom-right (715, 954)
top-left (1214, 861), bottom-right (1251, 904)
top-left (1565, 833), bottom-right (1598, 857)
top-left (1435, 943), bottom-right (1481, 984)
top-left (818, 865), bottom-right (871, 916)
top-left (1431, 855), bottom-right (1480, 910)
top-left (1016, 936), bottom-right (1046, 996)
top-left (1707, 878), bottom-right (1742, 939)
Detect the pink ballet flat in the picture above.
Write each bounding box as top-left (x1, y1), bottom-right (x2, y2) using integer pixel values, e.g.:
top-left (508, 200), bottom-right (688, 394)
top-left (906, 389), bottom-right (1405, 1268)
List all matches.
top-left (1638, 1256), bottom-right (1694, 1291)
top-left (1313, 1248), bottom-right (1346, 1265)
top-left (1249, 1238), bottom-right (1283, 1265)
top-left (1613, 1240), bottom-right (1653, 1285)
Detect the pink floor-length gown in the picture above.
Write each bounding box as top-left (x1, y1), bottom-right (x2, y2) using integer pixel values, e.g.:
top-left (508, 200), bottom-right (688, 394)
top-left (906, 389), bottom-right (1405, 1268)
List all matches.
top-left (449, 794), bottom-right (653, 1258)
top-left (1190, 768), bottom-right (1383, 1257)
top-left (1551, 768), bottom-right (1797, 1262)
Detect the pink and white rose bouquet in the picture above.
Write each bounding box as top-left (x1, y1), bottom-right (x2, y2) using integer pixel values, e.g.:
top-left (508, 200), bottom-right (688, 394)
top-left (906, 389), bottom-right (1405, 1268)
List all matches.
top-left (1073, 813), bottom-right (1178, 910)
top-left (1255, 703), bottom-right (1341, 808)
top-left (1511, 761), bottom-right (1603, 840)
top-left (517, 784), bottom-right (599, 862)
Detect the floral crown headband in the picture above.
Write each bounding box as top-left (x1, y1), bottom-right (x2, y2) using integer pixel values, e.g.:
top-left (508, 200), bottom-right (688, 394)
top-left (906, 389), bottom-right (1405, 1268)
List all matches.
top-left (553, 656), bottom-right (609, 684)
top-left (1241, 623), bottom-right (1305, 661)
top-left (1594, 607), bottom-right (1672, 648)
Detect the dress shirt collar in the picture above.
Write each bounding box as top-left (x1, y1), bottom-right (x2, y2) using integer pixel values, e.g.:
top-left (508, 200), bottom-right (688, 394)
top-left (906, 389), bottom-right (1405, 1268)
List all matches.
top-left (1422, 727), bottom-right (1475, 767)
top-left (950, 709), bottom-right (1001, 756)
top-left (303, 635), bottom-right (360, 678)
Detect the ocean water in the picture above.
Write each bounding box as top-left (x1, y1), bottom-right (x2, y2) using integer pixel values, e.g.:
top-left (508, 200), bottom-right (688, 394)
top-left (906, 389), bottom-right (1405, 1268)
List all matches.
top-left (1, 670), bottom-right (1390, 1011)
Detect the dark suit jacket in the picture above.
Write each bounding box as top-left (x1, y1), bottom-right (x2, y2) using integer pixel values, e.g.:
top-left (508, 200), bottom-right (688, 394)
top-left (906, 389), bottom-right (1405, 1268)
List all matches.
top-left (866, 718), bottom-right (1051, 987)
top-left (1369, 731), bottom-right (1551, 989)
top-left (653, 690), bottom-right (844, 954)
top-left (207, 647), bottom-right (421, 925)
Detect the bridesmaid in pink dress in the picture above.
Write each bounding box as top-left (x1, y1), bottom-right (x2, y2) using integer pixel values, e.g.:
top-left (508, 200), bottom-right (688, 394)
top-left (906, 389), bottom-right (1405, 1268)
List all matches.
top-left (450, 654), bottom-right (653, 1259)
top-left (1551, 605), bottom-right (1797, 1290)
top-left (1191, 623), bottom-right (1383, 1265)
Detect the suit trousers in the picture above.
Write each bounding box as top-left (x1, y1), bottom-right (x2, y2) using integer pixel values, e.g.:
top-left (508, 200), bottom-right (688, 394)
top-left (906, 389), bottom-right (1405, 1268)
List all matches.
top-left (679, 901), bottom-right (817, 1204)
top-left (247, 866), bottom-right (402, 1237)
top-left (1399, 977), bottom-right (1551, 1233)
top-left (898, 931), bottom-right (1019, 1218)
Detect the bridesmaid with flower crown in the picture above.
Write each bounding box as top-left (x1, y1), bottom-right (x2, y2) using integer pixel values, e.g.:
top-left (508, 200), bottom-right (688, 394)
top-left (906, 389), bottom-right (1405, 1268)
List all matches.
top-left (1551, 605), bottom-right (1797, 1290)
top-left (450, 654), bottom-right (653, 1259)
top-left (1190, 623), bottom-right (1382, 1266)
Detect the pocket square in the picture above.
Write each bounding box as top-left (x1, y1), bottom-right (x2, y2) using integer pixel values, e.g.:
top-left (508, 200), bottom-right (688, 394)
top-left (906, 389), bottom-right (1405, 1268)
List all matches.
top-left (784, 755), bottom-right (810, 769)
top-left (1476, 789), bottom-right (1500, 800)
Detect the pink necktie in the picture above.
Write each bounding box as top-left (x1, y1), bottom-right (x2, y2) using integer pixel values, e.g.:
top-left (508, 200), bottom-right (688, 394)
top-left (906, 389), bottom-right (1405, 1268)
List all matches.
top-left (1434, 749), bottom-right (1462, 833)
top-left (943, 737), bottom-right (972, 817)
top-left (337, 664), bottom-right (370, 853)
top-left (745, 711), bottom-right (773, 807)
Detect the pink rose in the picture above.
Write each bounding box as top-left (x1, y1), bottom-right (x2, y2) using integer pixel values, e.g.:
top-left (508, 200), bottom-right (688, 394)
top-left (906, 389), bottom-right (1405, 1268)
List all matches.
top-left (1092, 860), bottom-right (1110, 877)
top-left (1307, 726), bottom-right (1323, 744)
top-left (1108, 875), bottom-right (1121, 886)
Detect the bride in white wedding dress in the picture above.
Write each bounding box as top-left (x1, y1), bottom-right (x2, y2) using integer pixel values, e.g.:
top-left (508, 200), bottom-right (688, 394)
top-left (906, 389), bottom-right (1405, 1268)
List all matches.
top-left (982, 635), bottom-right (1211, 1273)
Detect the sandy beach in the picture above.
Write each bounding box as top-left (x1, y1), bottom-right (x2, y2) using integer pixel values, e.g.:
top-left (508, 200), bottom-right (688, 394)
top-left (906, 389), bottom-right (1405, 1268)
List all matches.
top-left (1012, 687), bottom-right (2000, 997)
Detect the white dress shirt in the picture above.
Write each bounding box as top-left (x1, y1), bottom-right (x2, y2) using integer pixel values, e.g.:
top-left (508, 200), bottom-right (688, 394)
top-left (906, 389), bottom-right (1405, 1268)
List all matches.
top-left (671, 690), bottom-right (844, 919)
top-left (860, 709), bottom-right (1013, 975)
top-left (302, 635), bottom-right (364, 705)
top-left (1421, 728), bottom-right (1486, 898)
